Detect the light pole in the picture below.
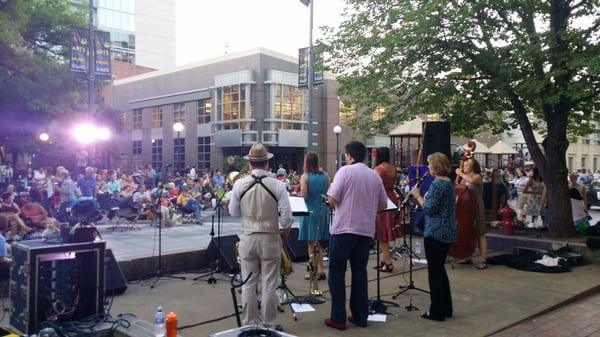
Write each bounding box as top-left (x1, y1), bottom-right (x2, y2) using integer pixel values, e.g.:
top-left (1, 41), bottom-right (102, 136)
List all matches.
top-left (173, 122), bottom-right (184, 173)
top-left (333, 125), bottom-right (341, 170)
top-left (299, 0), bottom-right (314, 153)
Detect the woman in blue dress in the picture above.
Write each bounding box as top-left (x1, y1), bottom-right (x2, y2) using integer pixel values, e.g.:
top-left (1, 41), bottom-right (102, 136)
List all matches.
top-left (299, 153), bottom-right (329, 280)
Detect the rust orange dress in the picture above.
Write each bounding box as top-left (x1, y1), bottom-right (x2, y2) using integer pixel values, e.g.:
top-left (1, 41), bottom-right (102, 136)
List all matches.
top-left (374, 164), bottom-right (399, 242)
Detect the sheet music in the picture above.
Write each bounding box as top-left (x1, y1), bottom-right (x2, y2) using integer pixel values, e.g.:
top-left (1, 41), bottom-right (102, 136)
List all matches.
top-left (385, 198), bottom-right (398, 211)
top-left (289, 196), bottom-right (309, 214)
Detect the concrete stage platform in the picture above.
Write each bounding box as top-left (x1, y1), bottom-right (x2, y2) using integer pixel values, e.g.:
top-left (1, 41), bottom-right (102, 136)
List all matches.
top-left (95, 211), bottom-right (600, 337)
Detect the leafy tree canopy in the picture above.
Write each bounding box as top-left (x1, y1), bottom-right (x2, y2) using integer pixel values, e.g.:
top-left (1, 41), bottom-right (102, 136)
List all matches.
top-left (324, 0), bottom-right (599, 139)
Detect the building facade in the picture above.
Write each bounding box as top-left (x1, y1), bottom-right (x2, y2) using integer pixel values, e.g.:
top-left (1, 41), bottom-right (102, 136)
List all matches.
top-left (73, 0), bottom-right (176, 70)
top-left (108, 48), bottom-right (358, 175)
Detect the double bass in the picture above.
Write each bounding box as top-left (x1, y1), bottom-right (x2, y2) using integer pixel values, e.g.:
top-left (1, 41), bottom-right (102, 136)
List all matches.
top-left (449, 140), bottom-right (479, 259)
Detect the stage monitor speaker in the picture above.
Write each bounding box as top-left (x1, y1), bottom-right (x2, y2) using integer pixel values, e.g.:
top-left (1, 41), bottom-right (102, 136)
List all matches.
top-left (284, 228), bottom-right (309, 262)
top-left (207, 235), bottom-right (240, 274)
top-left (422, 121), bottom-right (451, 162)
top-left (105, 249), bottom-right (127, 296)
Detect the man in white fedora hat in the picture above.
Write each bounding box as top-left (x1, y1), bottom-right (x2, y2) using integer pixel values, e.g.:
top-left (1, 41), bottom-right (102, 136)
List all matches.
top-left (228, 143), bottom-right (293, 330)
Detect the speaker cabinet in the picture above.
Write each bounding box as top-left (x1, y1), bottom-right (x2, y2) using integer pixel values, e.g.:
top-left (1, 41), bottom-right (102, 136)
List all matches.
top-left (105, 249), bottom-right (127, 296)
top-left (284, 228), bottom-right (309, 262)
top-left (422, 121), bottom-right (451, 162)
top-left (207, 235), bottom-right (240, 274)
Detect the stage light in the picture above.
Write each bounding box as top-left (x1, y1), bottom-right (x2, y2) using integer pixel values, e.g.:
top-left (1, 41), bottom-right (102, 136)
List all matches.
top-left (97, 127), bottom-right (111, 141)
top-left (39, 132), bottom-right (50, 142)
top-left (73, 123), bottom-right (97, 144)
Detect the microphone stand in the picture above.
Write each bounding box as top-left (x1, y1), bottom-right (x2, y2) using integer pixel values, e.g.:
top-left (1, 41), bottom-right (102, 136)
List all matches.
top-left (151, 165), bottom-right (186, 289)
top-left (193, 193), bottom-right (228, 284)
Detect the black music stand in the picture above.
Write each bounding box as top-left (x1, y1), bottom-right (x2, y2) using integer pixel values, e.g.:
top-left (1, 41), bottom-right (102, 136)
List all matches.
top-left (392, 198), bottom-right (429, 309)
top-left (150, 166), bottom-right (186, 289)
top-left (369, 199), bottom-right (400, 314)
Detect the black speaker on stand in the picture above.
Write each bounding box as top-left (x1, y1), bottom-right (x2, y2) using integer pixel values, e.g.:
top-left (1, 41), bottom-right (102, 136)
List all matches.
top-left (284, 228), bottom-right (309, 262)
top-left (206, 235), bottom-right (240, 274)
top-left (422, 121), bottom-right (451, 162)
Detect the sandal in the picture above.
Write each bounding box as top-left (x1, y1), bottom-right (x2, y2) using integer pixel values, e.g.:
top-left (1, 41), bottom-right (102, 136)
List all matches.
top-left (476, 260), bottom-right (488, 269)
top-left (456, 258), bottom-right (473, 265)
top-left (373, 261), bottom-right (385, 270)
top-left (379, 263), bottom-right (394, 273)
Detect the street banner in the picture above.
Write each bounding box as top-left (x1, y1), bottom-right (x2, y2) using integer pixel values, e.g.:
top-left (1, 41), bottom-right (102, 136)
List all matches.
top-left (94, 30), bottom-right (112, 79)
top-left (298, 45), bottom-right (324, 88)
top-left (69, 27), bottom-right (89, 74)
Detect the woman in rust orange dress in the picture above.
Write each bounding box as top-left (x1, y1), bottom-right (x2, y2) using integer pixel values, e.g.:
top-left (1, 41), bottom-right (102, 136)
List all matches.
top-left (373, 147), bottom-right (399, 272)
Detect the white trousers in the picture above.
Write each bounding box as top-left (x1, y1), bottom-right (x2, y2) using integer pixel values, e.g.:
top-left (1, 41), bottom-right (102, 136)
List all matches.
top-left (239, 232), bottom-right (281, 327)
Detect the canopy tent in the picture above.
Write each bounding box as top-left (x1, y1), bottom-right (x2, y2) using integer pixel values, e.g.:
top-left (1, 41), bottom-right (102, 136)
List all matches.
top-left (513, 130), bottom-right (543, 144)
top-left (464, 140), bottom-right (491, 154)
top-left (389, 116), bottom-right (424, 137)
top-left (489, 140), bottom-right (518, 155)
top-left (389, 117), bottom-right (424, 167)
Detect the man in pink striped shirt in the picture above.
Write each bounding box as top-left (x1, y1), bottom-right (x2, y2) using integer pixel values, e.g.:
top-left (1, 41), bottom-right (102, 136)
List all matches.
top-left (325, 141), bottom-right (387, 330)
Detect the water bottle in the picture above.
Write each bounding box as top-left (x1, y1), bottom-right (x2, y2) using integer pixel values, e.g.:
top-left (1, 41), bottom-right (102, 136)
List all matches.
top-left (154, 306), bottom-right (166, 337)
top-left (415, 239), bottom-right (422, 254)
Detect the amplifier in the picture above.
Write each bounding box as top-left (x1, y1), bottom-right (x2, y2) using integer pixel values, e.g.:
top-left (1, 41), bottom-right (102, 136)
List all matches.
top-left (9, 240), bottom-right (105, 335)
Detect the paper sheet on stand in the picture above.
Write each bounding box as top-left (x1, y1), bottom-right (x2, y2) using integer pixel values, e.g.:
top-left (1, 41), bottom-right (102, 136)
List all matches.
top-left (289, 197), bottom-right (309, 214)
top-left (368, 314), bottom-right (387, 322)
top-left (291, 303), bottom-right (315, 312)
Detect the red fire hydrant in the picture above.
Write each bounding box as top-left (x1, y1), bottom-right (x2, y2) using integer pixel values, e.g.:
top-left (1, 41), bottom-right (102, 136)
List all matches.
top-left (499, 205), bottom-right (518, 235)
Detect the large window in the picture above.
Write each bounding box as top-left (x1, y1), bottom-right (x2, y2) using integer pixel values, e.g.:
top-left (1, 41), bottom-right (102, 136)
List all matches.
top-left (197, 99), bottom-right (212, 124)
top-left (216, 84), bottom-right (252, 130)
top-left (582, 156), bottom-right (587, 169)
top-left (271, 84), bottom-right (305, 130)
top-left (197, 137), bottom-right (211, 170)
top-left (132, 109), bottom-right (142, 130)
top-left (173, 103), bottom-right (185, 124)
top-left (174, 138), bottom-right (185, 171)
top-left (339, 101), bottom-right (356, 125)
top-left (152, 139), bottom-right (163, 170)
top-left (152, 106), bottom-right (163, 128)
top-left (132, 140), bottom-right (142, 155)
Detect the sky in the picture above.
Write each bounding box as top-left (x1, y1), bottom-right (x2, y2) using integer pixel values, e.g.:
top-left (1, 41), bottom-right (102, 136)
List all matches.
top-left (175, 0), bottom-right (346, 66)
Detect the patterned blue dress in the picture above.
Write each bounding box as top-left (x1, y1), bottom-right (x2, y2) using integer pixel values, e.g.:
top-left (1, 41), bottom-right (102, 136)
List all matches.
top-left (299, 172), bottom-right (330, 241)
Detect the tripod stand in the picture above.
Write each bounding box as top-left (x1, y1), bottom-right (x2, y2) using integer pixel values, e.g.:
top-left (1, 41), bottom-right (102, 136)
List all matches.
top-left (150, 171), bottom-right (186, 288)
top-left (392, 204), bottom-right (429, 307)
top-left (193, 194), bottom-right (228, 284)
top-left (369, 207), bottom-right (400, 314)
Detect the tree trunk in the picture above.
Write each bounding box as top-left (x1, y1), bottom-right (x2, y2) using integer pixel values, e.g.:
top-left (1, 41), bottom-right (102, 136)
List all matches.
top-left (541, 116), bottom-right (575, 238)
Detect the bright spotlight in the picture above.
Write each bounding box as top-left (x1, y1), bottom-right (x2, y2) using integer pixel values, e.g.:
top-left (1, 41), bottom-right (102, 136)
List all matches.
top-left (97, 127), bottom-right (111, 141)
top-left (39, 132), bottom-right (50, 142)
top-left (73, 123), bottom-right (97, 144)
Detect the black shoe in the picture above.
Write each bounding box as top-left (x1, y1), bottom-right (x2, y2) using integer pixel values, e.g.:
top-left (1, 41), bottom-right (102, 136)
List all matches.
top-left (348, 315), bottom-right (367, 328)
top-left (421, 312), bottom-right (445, 321)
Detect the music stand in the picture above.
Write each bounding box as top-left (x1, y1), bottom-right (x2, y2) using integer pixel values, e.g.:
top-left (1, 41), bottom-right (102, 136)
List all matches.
top-left (392, 196), bottom-right (429, 309)
top-left (369, 198), bottom-right (400, 314)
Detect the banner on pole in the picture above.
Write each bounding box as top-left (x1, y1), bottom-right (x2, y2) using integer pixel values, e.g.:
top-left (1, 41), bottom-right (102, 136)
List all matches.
top-left (94, 30), bottom-right (112, 79)
top-left (298, 45), bottom-right (324, 89)
top-left (69, 27), bottom-right (89, 74)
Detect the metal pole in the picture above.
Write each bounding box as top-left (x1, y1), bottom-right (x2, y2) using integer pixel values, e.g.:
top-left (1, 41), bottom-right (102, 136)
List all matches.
top-left (336, 133), bottom-right (340, 171)
top-left (88, 0), bottom-right (95, 116)
top-left (306, 0), bottom-right (314, 153)
top-left (177, 131), bottom-right (181, 173)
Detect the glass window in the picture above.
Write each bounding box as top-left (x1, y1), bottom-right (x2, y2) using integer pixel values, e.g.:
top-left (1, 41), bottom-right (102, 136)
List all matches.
top-left (216, 84), bottom-right (250, 130)
top-left (152, 106), bottom-right (163, 128)
top-left (132, 140), bottom-right (142, 155)
top-left (132, 109), bottom-right (142, 130)
top-left (568, 157), bottom-right (574, 170)
top-left (174, 138), bottom-right (185, 171)
top-left (272, 84), bottom-right (305, 130)
top-left (173, 103), bottom-right (186, 124)
top-left (152, 139), bottom-right (163, 170)
top-left (339, 101), bottom-right (356, 125)
top-left (197, 99), bottom-right (212, 124)
top-left (582, 156), bottom-right (587, 169)
top-left (197, 137), bottom-right (211, 170)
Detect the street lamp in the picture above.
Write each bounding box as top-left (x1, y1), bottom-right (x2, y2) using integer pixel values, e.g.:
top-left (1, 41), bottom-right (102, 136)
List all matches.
top-left (173, 122), bottom-right (184, 173)
top-left (39, 132), bottom-right (50, 142)
top-left (333, 125), bottom-right (341, 170)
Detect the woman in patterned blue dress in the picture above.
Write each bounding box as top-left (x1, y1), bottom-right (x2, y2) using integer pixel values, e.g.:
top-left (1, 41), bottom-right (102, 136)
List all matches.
top-left (299, 153), bottom-right (329, 280)
top-left (411, 152), bottom-right (456, 322)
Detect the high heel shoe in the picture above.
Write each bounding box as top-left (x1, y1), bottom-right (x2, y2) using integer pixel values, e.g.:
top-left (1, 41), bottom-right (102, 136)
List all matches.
top-left (379, 263), bottom-right (393, 273)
